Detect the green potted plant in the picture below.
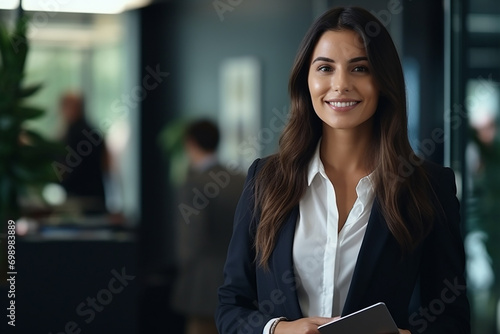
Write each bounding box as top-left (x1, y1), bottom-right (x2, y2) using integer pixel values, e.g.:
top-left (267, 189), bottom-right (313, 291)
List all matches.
top-left (0, 16), bottom-right (60, 281)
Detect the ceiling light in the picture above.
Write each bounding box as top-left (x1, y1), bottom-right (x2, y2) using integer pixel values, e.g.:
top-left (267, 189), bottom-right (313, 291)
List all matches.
top-left (19, 0), bottom-right (151, 14)
top-left (0, 0), bottom-right (20, 10)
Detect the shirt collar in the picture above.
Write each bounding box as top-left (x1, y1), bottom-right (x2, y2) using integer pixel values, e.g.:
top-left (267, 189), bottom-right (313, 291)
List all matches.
top-left (307, 140), bottom-right (326, 186)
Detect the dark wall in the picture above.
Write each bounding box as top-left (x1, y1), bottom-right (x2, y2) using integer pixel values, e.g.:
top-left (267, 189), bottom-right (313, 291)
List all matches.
top-left (402, 0), bottom-right (445, 164)
top-left (139, 1), bottom-right (181, 272)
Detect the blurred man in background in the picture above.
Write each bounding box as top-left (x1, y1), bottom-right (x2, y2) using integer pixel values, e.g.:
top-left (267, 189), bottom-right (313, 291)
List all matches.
top-left (170, 119), bottom-right (245, 334)
top-left (56, 91), bottom-right (109, 214)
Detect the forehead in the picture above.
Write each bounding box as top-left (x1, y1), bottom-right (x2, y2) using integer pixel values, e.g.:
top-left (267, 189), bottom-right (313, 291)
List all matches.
top-left (311, 30), bottom-right (367, 59)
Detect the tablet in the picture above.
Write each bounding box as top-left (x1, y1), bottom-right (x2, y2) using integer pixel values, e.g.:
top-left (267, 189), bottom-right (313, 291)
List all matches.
top-left (318, 302), bottom-right (399, 334)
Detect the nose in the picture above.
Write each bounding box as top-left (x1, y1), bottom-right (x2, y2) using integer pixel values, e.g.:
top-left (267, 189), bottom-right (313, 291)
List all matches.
top-left (332, 69), bottom-right (350, 92)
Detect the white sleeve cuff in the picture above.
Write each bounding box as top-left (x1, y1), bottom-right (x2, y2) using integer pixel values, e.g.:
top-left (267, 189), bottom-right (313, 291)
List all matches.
top-left (263, 317), bottom-right (281, 334)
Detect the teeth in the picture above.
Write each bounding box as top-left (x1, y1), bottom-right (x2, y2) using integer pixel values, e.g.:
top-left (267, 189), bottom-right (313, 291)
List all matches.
top-left (328, 101), bottom-right (358, 107)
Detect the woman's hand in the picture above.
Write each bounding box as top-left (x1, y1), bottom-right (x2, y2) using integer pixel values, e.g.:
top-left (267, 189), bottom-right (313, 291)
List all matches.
top-left (274, 317), bottom-right (334, 334)
top-left (274, 318), bottom-right (411, 334)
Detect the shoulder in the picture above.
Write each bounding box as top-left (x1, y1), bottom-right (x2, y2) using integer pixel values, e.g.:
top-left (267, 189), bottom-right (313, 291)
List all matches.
top-left (245, 155), bottom-right (275, 180)
top-left (422, 160), bottom-right (455, 179)
top-left (421, 160), bottom-right (457, 196)
top-left (236, 156), bottom-right (276, 213)
top-left (420, 160), bottom-right (461, 236)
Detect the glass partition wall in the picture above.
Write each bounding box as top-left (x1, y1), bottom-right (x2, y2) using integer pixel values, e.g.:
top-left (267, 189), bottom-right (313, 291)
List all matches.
top-left (446, 0), bottom-right (500, 333)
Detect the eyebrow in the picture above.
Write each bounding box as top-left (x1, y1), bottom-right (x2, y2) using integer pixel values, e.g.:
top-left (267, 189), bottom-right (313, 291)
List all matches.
top-left (311, 56), bottom-right (368, 64)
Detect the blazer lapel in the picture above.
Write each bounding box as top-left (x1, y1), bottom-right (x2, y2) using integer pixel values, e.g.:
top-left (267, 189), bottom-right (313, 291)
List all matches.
top-left (271, 206), bottom-right (303, 320)
top-left (342, 199), bottom-right (390, 315)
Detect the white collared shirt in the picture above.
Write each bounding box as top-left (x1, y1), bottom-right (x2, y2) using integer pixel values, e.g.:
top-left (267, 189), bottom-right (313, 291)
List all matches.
top-left (263, 142), bottom-right (375, 334)
top-left (293, 142), bottom-right (375, 317)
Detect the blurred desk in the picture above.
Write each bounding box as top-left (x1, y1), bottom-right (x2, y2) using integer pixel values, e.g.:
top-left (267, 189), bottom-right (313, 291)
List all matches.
top-left (3, 223), bottom-right (138, 334)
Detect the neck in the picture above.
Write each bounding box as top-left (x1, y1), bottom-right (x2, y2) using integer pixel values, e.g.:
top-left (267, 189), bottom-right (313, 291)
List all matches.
top-left (191, 152), bottom-right (216, 170)
top-left (320, 120), bottom-right (375, 174)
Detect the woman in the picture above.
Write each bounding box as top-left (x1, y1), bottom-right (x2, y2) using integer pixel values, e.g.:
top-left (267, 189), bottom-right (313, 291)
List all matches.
top-left (216, 7), bottom-right (470, 334)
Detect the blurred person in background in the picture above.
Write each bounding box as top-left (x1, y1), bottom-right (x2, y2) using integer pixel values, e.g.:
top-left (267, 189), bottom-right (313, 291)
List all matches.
top-left (55, 91), bottom-right (109, 214)
top-left (466, 104), bottom-right (500, 334)
top-left (171, 119), bottom-right (245, 334)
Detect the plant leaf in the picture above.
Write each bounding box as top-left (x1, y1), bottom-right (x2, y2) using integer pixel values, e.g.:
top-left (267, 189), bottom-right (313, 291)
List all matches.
top-left (17, 83), bottom-right (43, 99)
top-left (16, 106), bottom-right (45, 120)
top-left (0, 23), bottom-right (14, 69)
top-left (11, 16), bottom-right (29, 73)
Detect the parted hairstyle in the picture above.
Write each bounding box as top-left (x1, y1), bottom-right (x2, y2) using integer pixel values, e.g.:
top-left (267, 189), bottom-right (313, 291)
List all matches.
top-left (254, 7), bottom-right (437, 268)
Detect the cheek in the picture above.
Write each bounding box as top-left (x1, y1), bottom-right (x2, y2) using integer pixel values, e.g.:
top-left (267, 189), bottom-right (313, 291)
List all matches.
top-left (366, 79), bottom-right (379, 98)
top-left (360, 80), bottom-right (379, 103)
top-left (307, 75), bottom-right (315, 95)
top-left (308, 76), bottom-right (326, 99)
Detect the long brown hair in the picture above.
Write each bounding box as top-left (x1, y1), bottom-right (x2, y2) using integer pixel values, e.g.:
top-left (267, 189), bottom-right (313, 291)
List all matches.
top-left (254, 7), bottom-right (436, 267)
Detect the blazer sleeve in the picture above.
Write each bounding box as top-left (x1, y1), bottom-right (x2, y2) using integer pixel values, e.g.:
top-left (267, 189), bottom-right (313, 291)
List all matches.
top-left (216, 159), bottom-right (274, 334)
top-left (409, 166), bottom-right (471, 333)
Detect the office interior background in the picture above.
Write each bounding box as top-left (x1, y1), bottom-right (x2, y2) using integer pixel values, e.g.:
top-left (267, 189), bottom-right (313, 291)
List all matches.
top-left (0, 0), bottom-right (498, 333)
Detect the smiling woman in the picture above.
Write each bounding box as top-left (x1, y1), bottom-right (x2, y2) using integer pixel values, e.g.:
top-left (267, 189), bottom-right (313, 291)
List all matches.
top-left (216, 6), bottom-right (470, 334)
top-left (306, 29), bottom-right (381, 229)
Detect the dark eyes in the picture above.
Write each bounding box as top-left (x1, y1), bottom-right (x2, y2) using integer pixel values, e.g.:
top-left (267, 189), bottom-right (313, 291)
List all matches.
top-left (352, 66), bottom-right (369, 72)
top-left (318, 65), bottom-right (333, 72)
top-left (316, 65), bottom-right (370, 73)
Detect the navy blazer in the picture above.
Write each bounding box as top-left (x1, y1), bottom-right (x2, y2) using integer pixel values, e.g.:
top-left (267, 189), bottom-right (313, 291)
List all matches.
top-left (216, 158), bottom-right (470, 334)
